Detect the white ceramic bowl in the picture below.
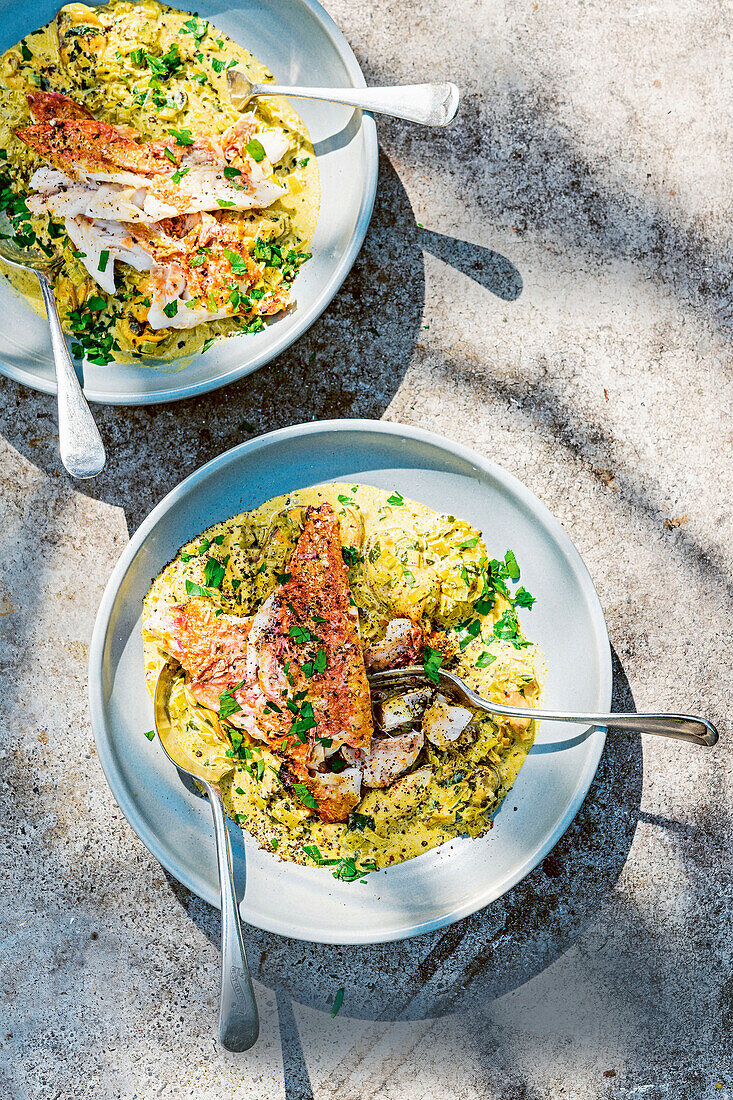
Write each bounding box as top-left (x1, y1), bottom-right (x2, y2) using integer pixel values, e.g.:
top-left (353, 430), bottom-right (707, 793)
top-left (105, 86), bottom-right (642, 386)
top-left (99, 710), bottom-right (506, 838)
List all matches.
top-left (89, 421), bottom-right (612, 944)
top-left (0, 0), bottom-right (378, 403)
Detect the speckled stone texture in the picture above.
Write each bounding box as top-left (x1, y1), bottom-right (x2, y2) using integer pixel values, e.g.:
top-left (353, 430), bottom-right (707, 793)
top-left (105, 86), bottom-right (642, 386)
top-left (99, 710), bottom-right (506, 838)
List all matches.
top-left (1, 0), bottom-right (731, 1096)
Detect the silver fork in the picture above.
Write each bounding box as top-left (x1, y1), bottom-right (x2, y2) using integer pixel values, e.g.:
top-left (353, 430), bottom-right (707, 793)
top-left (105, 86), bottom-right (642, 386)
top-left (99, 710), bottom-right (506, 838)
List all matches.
top-left (368, 666), bottom-right (719, 747)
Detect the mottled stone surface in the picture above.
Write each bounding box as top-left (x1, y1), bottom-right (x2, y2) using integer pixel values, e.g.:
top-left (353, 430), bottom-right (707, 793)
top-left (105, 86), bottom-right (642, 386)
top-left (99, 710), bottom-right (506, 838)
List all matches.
top-left (1, 0), bottom-right (731, 1097)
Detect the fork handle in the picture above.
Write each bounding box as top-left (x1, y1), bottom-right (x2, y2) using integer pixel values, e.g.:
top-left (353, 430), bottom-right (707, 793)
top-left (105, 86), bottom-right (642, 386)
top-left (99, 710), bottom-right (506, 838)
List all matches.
top-left (251, 82), bottom-right (460, 126)
top-left (37, 272), bottom-right (106, 479)
top-left (515, 710), bottom-right (718, 746)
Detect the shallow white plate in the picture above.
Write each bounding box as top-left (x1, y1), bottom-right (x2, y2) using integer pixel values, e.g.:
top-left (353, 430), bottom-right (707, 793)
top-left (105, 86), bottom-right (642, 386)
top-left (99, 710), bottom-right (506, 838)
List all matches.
top-left (0, 0), bottom-right (378, 404)
top-left (89, 421), bottom-right (612, 943)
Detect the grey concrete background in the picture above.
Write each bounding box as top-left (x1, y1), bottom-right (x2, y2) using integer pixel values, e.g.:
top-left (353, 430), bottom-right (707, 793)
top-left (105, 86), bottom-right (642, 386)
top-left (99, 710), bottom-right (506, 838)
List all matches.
top-left (1, 0), bottom-right (731, 1096)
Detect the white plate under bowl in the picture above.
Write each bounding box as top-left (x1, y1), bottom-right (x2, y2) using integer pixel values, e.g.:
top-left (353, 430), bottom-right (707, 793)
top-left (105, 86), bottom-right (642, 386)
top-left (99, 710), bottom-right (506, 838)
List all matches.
top-left (89, 421), bottom-right (612, 944)
top-left (0, 0), bottom-right (378, 404)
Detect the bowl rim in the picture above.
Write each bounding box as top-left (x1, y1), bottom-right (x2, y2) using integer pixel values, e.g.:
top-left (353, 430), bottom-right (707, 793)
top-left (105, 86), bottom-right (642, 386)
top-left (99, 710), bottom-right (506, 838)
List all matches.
top-left (0, 0), bottom-right (379, 406)
top-left (88, 419), bottom-right (613, 943)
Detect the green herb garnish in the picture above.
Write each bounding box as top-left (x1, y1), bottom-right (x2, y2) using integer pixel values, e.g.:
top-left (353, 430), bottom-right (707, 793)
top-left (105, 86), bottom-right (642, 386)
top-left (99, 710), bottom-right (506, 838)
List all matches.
top-left (246, 138), bottom-right (266, 162)
top-left (504, 549), bottom-right (520, 581)
top-left (169, 127), bottom-right (193, 145)
top-left (514, 587), bottom-right (535, 608)
top-left (423, 644), bottom-right (443, 684)
top-left (293, 784), bottom-right (318, 809)
top-left (331, 988), bottom-right (345, 1018)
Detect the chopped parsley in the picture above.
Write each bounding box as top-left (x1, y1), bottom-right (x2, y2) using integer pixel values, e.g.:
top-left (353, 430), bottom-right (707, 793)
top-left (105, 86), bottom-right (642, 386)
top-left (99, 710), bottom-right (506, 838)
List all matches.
top-left (68, 299), bottom-right (118, 365)
top-left (289, 701), bottom-right (317, 741)
top-left (132, 43), bottom-right (183, 80)
top-left (347, 811), bottom-right (375, 832)
top-left (504, 549), bottom-right (520, 581)
top-left (184, 579), bottom-right (216, 598)
top-left (341, 546), bottom-right (361, 567)
top-left (219, 682), bottom-right (244, 719)
top-left (331, 988), bottom-right (345, 1018)
top-left (302, 648), bottom-right (327, 678)
top-left (162, 300), bottom-right (178, 318)
top-left (332, 857), bottom-right (376, 882)
top-left (293, 783), bottom-right (318, 809)
top-left (169, 127), bottom-right (194, 145)
top-left (223, 247), bottom-right (249, 275)
top-left (203, 554), bottom-right (228, 588)
top-left (493, 609), bottom-right (531, 649)
top-left (179, 16), bottom-right (209, 40)
top-left (217, 198), bottom-right (235, 208)
top-left (475, 651), bottom-right (497, 669)
top-left (514, 586), bottom-right (536, 608)
top-left (97, 250), bottom-right (110, 272)
top-left (246, 138), bottom-right (266, 162)
top-left (457, 618), bottom-right (481, 649)
top-left (387, 491), bottom-right (404, 506)
top-left (423, 644), bottom-right (443, 684)
top-left (211, 56), bottom-right (226, 73)
top-left (143, 729), bottom-right (155, 742)
top-left (302, 845), bottom-right (375, 882)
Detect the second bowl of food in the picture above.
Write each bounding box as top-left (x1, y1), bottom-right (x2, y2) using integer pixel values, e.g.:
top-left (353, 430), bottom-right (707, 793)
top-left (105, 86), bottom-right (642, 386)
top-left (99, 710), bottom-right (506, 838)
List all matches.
top-left (89, 421), bottom-right (612, 943)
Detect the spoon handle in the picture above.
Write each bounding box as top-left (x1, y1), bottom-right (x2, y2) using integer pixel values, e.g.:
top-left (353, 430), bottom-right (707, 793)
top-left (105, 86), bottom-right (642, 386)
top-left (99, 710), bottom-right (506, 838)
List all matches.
top-left (36, 272), bottom-right (106, 479)
top-left (204, 780), bottom-right (259, 1052)
top-left (252, 81), bottom-right (460, 126)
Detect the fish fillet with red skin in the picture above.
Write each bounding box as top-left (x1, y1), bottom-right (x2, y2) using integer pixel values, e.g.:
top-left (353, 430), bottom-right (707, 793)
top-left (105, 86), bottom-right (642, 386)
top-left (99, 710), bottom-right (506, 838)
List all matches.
top-left (26, 90), bottom-right (94, 123)
top-left (146, 504), bottom-right (374, 823)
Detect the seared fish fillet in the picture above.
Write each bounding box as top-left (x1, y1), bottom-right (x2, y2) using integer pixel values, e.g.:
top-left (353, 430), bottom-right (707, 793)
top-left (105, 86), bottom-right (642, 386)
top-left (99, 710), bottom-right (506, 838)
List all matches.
top-left (17, 92), bottom-right (290, 326)
top-left (146, 504), bottom-right (374, 823)
top-left (27, 90), bottom-right (94, 122)
top-left (17, 115), bottom-right (284, 220)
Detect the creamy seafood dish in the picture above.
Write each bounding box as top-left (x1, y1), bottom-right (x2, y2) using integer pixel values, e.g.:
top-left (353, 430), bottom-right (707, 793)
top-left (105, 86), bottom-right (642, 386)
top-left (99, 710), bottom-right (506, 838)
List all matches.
top-left (143, 484), bottom-right (544, 877)
top-left (0, 0), bottom-right (319, 364)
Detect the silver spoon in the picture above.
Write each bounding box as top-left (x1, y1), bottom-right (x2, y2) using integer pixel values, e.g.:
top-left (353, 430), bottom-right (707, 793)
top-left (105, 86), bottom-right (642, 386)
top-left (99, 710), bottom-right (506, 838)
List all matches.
top-left (154, 663), bottom-right (259, 1052)
top-left (0, 219), bottom-right (105, 479)
top-left (369, 666), bottom-right (719, 747)
top-left (227, 69), bottom-right (460, 127)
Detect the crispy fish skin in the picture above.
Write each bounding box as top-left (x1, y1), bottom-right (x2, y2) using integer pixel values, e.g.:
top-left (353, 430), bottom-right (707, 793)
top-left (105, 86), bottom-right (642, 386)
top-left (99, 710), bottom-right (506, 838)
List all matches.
top-left (26, 90), bottom-right (94, 122)
top-left (145, 504), bottom-right (374, 824)
top-left (15, 119), bottom-right (175, 179)
top-left (257, 503), bottom-right (374, 754)
top-left (144, 598), bottom-right (252, 711)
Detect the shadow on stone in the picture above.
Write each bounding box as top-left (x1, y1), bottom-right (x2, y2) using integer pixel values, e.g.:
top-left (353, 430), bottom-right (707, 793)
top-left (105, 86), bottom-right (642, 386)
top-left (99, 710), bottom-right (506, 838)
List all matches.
top-left (419, 227), bottom-right (523, 302)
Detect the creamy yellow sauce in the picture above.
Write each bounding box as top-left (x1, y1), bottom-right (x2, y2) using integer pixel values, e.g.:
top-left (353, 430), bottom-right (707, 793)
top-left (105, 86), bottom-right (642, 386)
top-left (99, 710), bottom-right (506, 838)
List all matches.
top-left (142, 484), bottom-right (545, 875)
top-left (0, 0), bottom-right (320, 366)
